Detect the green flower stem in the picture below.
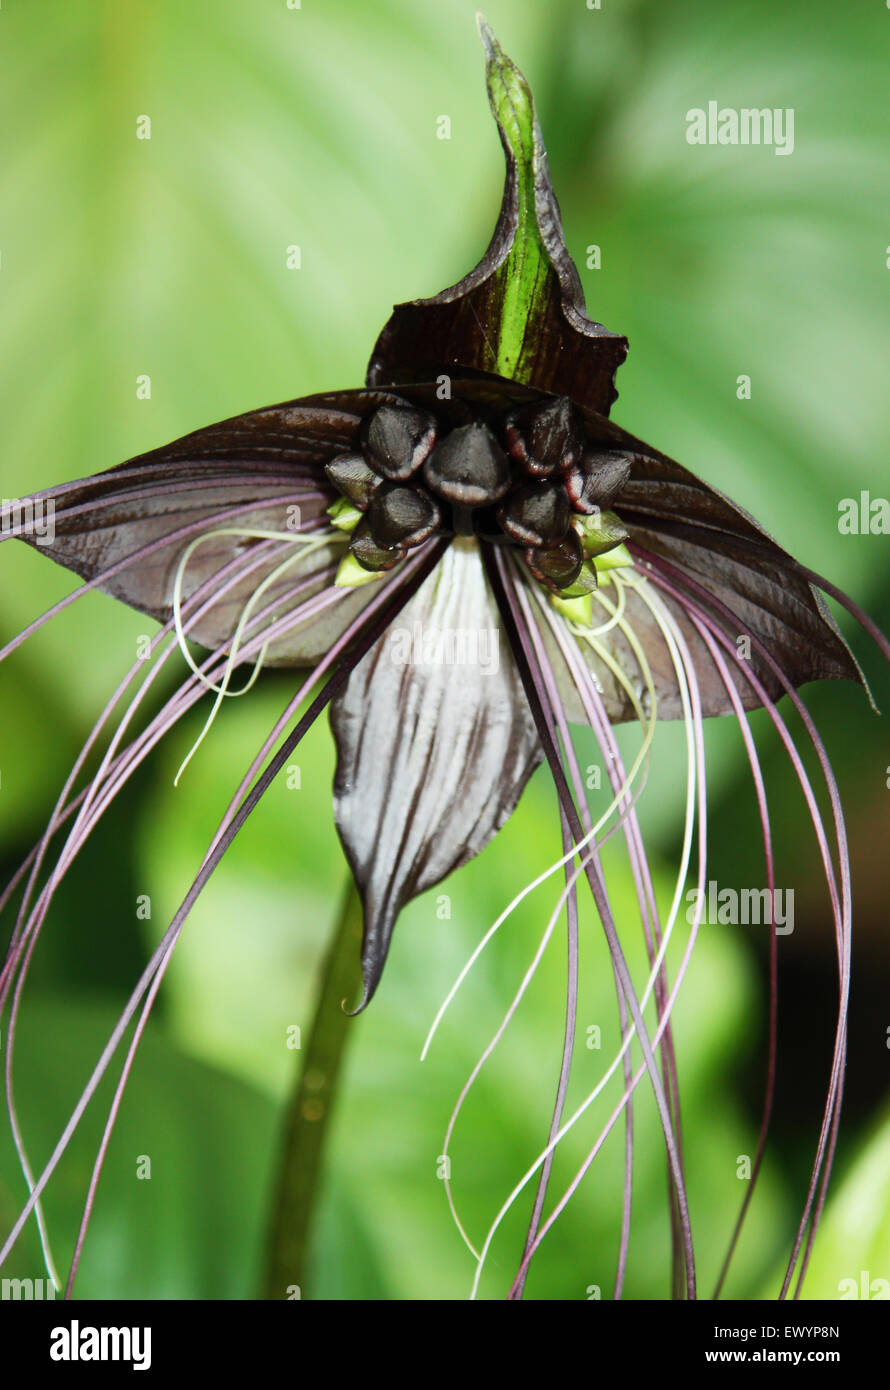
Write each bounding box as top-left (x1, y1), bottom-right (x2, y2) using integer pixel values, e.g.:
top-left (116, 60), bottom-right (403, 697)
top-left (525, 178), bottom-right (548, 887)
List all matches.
top-left (261, 881), bottom-right (363, 1299)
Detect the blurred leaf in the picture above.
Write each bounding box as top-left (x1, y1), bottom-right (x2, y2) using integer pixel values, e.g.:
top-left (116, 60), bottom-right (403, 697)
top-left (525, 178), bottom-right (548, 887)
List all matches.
top-left (0, 996), bottom-right (276, 1298)
top-left (779, 1106), bottom-right (890, 1300)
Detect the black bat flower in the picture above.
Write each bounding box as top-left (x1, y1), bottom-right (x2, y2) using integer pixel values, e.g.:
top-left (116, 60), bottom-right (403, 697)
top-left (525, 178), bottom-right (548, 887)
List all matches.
top-left (1, 19), bottom-right (887, 1301)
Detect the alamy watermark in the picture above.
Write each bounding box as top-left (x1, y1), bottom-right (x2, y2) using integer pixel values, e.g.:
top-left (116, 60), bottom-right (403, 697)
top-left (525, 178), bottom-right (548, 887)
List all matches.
top-left (1, 496), bottom-right (55, 545)
top-left (49, 1320), bottom-right (151, 1371)
top-left (686, 102), bottom-right (795, 156)
top-left (388, 622), bottom-right (500, 675)
top-left (2, 1276), bottom-right (57, 1300)
top-left (686, 881), bottom-right (794, 934)
top-left (838, 491), bottom-right (890, 535)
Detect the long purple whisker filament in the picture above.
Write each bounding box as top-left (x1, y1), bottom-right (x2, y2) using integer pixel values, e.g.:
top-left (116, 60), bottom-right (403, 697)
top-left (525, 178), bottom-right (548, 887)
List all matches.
top-left (0, 538), bottom-right (448, 1276)
top-left (4, 561), bottom-right (362, 1118)
top-left (57, 544), bottom-right (446, 1291)
top-left (482, 544), bottom-right (697, 1300)
top-left (439, 851), bottom-right (586, 1262)
top-left (691, 619), bottom-right (779, 1298)
top-left (0, 536), bottom-right (317, 1270)
top-left (1, 545), bottom-right (340, 1021)
top-left (635, 549), bottom-right (850, 1298)
top-left (51, 588), bottom-right (351, 1282)
top-left (2, 555), bottom-right (385, 1049)
top-left (1, 535), bottom-right (336, 1262)
top-left (792, 561), bottom-right (890, 666)
top-left (512, 734), bottom-right (624, 1303)
top-left (700, 627), bottom-right (845, 1299)
top-left (527, 572), bottom-right (689, 1296)
top-left (504, 570), bottom-right (709, 1297)
top-left (436, 729), bottom-right (651, 1271)
top-left (629, 551), bottom-right (845, 916)
top-left (636, 560), bottom-right (848, 916)
top-left (5, 482), bottom-right (328, 536)
top-left (508, 571), bottom-right (633, 1301)
top-left (8, 530), bottom-right (340, 898)
top-left (504, 567), bottom-right (708, 1298)
top-left (640, 568), bottom-right (847, 1098)
top-left (0, 470), bottom-right (325, 514)
top-left (63, 944), bottom-right (168, 1299)
top-left (0, 490), bottom-right (323, 665)
top-left (514, 809), bottom-right (581, 1293)
top-left (634, 522), bottom-right (890, 670)
top-left (2, 567), bottom-right (340, 1278)
top-left (0, 542), bottom-right (439, 1273)
top-left (509, 909), bottom-right (703, 1293)
top-left (1, 537), bottom-right (299, 979)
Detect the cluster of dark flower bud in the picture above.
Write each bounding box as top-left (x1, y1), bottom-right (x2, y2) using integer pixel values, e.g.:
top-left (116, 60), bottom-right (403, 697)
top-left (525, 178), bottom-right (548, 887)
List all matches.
top-left (325, 395), bottom-right (634, 594)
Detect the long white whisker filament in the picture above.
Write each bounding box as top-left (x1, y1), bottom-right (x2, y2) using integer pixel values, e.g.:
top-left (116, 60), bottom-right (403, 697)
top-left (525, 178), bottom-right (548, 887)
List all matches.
top-left (439, 720), bottom-right (656, 1264)
top-left (585, 568), bottom-right (628, 637)
top-left (1, 560), bottom-right (348, 1280)
top-left (0, 545), bottom-right (439, 1274)
top-left (171, 526), bottom-right (342, 784)
top-left (421, 579), bottom-right (656, 1062)
top-left (514, 563), bottom-right (654, 1294)
top-left (0, 540), bottom-right (299, 1288)
top-left (441, 860), bottom-right (588, 1261)
top-left (636, 554), bottom-right (850, 1297)
top-left (0, 490), bottom-right (318, 666)
top-left (510, 582), bottom-right (712, 1289)
top-left (540, 570), bottom-right (690, 1294)
top-left (468, 572), bottom-right (704, 1299)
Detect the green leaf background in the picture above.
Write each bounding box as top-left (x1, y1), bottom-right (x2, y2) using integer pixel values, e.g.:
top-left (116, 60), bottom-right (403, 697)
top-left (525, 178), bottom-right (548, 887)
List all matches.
top-left (1, 0), bottom-right (888, 1299)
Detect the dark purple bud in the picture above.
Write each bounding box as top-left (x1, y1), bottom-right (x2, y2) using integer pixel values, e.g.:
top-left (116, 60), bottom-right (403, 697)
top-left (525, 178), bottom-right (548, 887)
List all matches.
top-left (423, 423), bottom-right (511, 507)
top-left (325, 452), bottom-right (385, 510)
top-left (498, 480), bottom-right (571, 546)
top-left (565, 450), bottom-right (633, 513)
top-left (524, 529), bottom-right (584, 592)
top-left (367, 484), bottom-right (441, 549)
top-left (350, 517), bottom-right (407, 572)
top-left (505, 396), bottom-right (584, 477)
top-left (365, 403), bottom-right (438, 481)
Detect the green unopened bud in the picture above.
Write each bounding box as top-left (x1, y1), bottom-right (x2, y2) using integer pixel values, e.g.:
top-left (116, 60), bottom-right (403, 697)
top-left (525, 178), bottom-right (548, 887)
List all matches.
top-left (551, 590), bottom-right (593, 626)
top-left (334, 551), bottom-right (386, 588)
top-left (327, 497), bottom-right (363, 534)
top-left (573, 509), bottom-right (629, 559)
top-left (559, 560), bottom-right (599, 598)
top-left (594, 541), bottom-right (633, 574)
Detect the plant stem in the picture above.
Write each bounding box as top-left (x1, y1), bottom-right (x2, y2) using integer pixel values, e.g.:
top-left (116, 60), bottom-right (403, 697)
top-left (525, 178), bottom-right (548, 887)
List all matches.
top-left (261, 879), bottom-right (363, 1298)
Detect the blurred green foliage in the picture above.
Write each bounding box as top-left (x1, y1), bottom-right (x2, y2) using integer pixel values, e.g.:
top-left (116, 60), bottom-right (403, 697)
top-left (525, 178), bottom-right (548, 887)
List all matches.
top-left (1, 0), bottom-right (888, 1300)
